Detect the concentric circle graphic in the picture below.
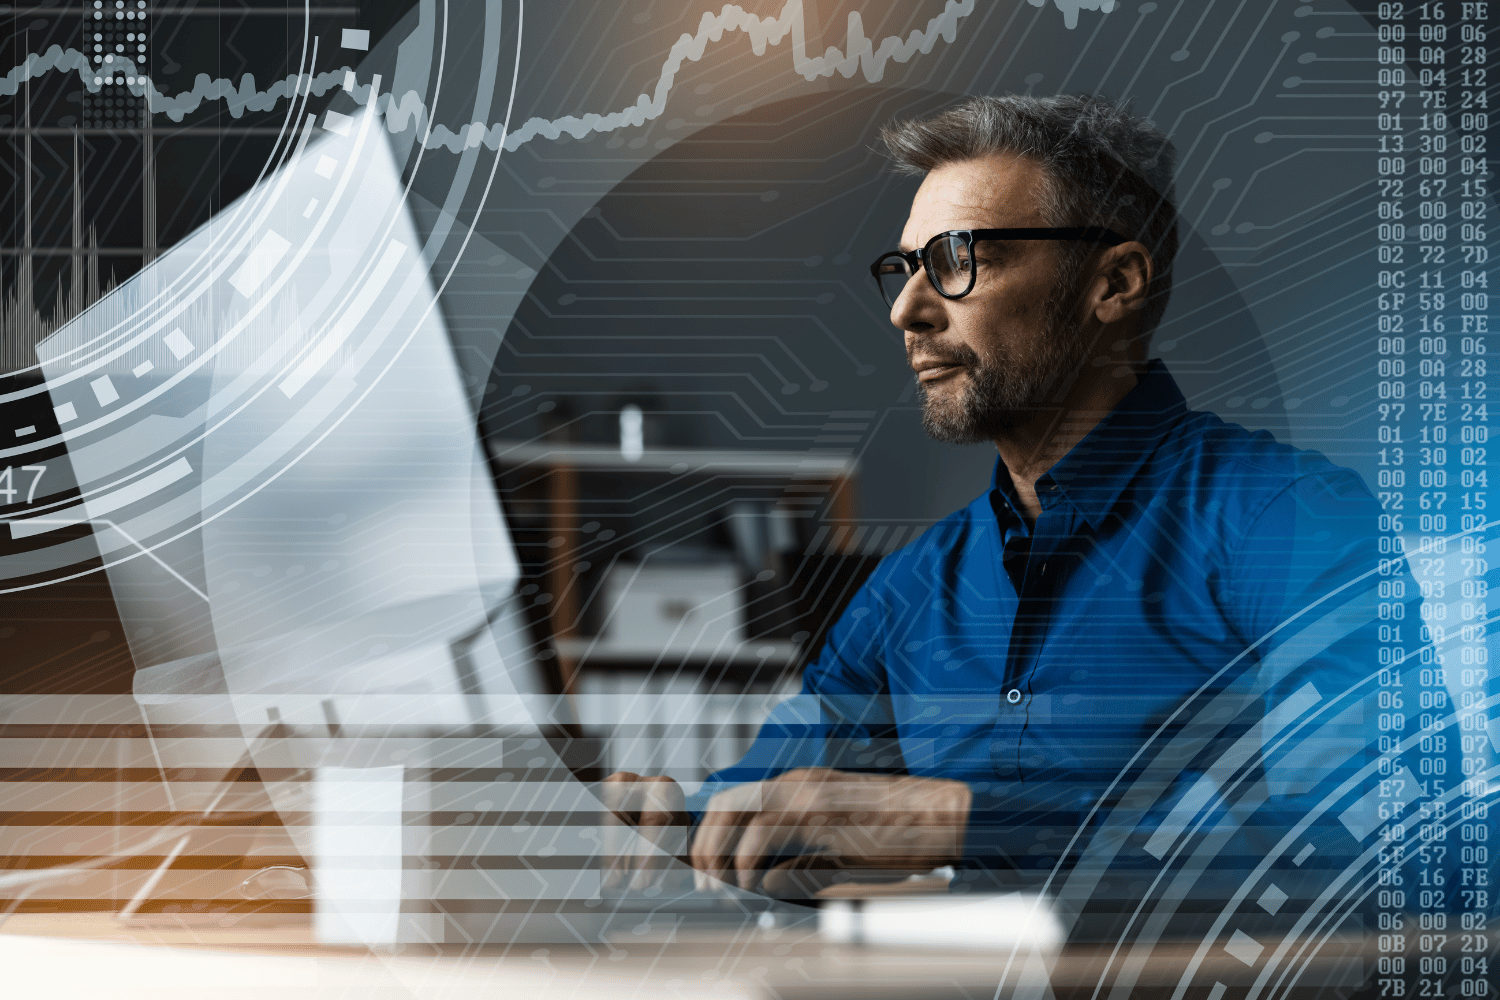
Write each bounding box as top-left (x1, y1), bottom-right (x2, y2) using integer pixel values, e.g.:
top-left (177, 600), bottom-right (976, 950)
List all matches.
top-left (0, 3), bottom-right (1493, 996)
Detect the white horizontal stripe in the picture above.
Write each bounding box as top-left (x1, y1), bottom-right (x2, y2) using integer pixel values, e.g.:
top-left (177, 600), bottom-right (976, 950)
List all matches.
top-left (8, 458), bottom-right (193, 538)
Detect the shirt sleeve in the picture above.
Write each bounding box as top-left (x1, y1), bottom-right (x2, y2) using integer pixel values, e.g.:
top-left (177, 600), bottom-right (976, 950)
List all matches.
top-left (1226, 466), bottom-right (1382, 652)
top-left (687, 552), bottom-right (1017, 884)
top-left (684, 567), bottom-right (900, 819)
top-left (1227, 467), bottom-right (1384, 758)
top-left (1218, 467), bottom-right (1426, 897)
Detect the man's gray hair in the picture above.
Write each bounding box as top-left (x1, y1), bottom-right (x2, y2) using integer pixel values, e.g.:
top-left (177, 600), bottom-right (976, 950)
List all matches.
top-left (880, 94), bottom-right (1180, 337)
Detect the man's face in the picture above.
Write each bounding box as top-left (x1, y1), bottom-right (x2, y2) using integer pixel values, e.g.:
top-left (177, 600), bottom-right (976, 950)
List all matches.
top-left (891, 154), bottom-right (1091, 443)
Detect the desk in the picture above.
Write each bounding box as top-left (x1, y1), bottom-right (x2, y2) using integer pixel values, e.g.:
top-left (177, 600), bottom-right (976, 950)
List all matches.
top-left (0, 912), bottom-right (1384, 1000)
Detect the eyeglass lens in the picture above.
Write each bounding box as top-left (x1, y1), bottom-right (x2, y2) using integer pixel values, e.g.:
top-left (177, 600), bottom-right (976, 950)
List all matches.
top-left (874, 257), bottom-right (910, 308)
top-left (927, 235), bottom-right (973, 296)
top-left (875, 235), bottom-right (973, 307)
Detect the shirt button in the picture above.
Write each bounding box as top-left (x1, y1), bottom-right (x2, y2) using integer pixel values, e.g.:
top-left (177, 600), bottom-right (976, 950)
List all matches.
top-left (1006, 689), bottom-right (1023, 705)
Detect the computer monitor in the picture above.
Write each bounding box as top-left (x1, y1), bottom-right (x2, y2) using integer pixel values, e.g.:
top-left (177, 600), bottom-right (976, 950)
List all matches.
top-left (33, 108), bottom-right (548, 734)
top-left (26, 109), bottom-right (614, 944)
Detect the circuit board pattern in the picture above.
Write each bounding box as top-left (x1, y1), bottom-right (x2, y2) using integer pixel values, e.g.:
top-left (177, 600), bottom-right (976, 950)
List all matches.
top-left (0, 3), bottom-right (1491, 997)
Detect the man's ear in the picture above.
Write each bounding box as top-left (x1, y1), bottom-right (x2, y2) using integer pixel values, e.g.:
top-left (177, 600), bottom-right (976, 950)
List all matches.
top-left (1091, 241), bottom-right (1154, 326)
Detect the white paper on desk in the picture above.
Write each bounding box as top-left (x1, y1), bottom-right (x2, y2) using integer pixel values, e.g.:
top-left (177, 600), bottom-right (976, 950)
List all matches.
top-left (312, 765), bottom-right (404, 946)
top-left (819, 892), bottom-right (1065, 952)
top-left (0, 934), bottom-right (573, 1000)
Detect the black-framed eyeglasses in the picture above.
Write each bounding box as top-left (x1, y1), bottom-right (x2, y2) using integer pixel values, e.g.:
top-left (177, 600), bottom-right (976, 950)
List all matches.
top-left (869, 227), bottom-right (1130, 309)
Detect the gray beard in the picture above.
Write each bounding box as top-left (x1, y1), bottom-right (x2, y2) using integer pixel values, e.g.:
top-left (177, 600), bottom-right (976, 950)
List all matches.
top-left (917, 307), bottom-right (1090, 445)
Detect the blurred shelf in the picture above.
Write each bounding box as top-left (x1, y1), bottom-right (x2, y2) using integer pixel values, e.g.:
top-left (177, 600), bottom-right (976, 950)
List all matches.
top-left (489, 439), bottom-right (856, 695)
top-left (552, 638), bottom-right (801, 669)
top-left (487, 441), bottom-right (857, 478)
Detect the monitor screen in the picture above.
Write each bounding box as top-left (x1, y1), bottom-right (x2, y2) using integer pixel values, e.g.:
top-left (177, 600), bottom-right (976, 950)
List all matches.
top-left (32, 110), bottom-right (543, 732)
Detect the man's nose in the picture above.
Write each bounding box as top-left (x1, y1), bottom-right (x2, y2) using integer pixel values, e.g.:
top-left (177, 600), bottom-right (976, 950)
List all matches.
top-left (890, 268), bottom-right (943, 334)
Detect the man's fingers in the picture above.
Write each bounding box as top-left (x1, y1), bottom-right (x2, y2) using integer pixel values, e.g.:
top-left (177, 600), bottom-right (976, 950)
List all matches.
top-left (759, 856), bottom-right (845, 899)
top-left (638, 775), bottom-right (685, 822)
top-left (631, 824), bottom-right (686, 889)
top-left (600, 773), bottom-right (639, 889)
top-left (731, 815), bottom-right (801, 892)
top-left (631, 777), bottom-right (686, 890)
top-left (690, 810), bottom-right (738, 890)
top-left (601, 772), bottom-right (644, 820)
top-left (692, 782), bottom-right (763, 890)
top-left (600, 773), bottom-right (686, 890)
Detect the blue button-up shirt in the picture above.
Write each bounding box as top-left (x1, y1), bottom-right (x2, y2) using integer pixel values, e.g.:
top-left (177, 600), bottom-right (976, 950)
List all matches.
top-left (694, 360), bottom-right (1385, 884)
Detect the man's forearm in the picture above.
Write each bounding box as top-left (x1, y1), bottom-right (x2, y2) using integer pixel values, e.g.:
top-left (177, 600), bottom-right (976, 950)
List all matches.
top-left (690, 768), bottom-right (972, 893)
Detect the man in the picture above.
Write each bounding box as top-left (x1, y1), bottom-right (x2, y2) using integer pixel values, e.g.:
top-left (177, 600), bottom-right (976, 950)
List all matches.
top-left (603, 94), bottom-right (1381, 900)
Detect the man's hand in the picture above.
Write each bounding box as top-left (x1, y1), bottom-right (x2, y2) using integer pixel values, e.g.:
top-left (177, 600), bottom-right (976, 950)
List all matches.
top-left (691, 768), bottom-right (971, 897)
top-left (600, 772), bottom-right (689, 890)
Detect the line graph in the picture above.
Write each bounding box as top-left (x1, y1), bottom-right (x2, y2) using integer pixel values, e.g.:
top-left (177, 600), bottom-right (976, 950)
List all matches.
top-left (480, 0), bottom-right (978, 153)
top-left (0, 0), bottom-right (1115, 153)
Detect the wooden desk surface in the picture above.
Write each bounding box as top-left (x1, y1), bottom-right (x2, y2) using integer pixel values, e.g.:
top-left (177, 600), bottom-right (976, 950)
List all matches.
top-left (0, 912), bottom-right (1380, 1000)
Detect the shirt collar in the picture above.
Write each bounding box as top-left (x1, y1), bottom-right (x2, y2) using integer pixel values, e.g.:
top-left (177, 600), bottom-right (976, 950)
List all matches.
top-left (989, 359), bottom-right (1189, 532)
